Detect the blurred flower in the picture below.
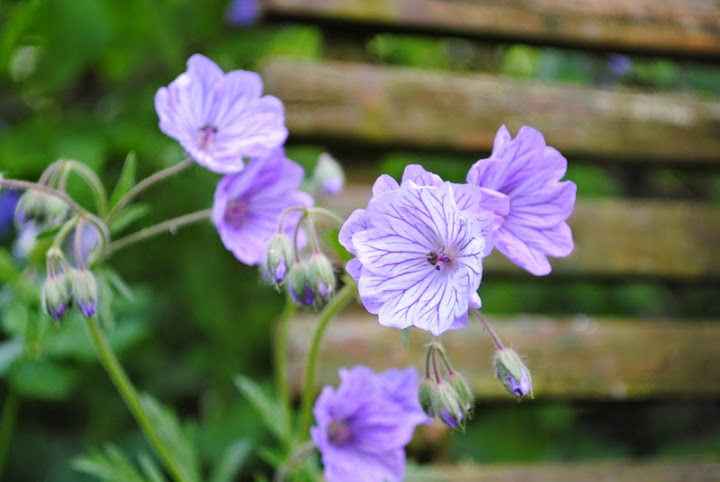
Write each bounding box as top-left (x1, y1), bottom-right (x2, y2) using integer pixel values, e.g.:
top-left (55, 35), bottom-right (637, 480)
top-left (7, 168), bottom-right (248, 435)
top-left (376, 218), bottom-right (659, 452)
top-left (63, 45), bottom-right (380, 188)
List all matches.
top-left (608, 54), bottom-right (633, 77)
top-left (313, 153), bottom-right (345, 195)
top-left (155, 54), bottom-right (287, 174)
top-left (225, 0), bottom-right (261, 26)
top-left (340, 169), bottom-right (490, 335)
top-left (0, 189), bottom-right (20, 241)
top-left (311, 366), bottom-right (426, 482)
top-left (212, 149), bottom-right (312, 265)
top-left (72, 268), bottom-right (99, 318)
top-left (467, 125), bottom-right (576, 276)
top-left (12, 221), bottom-right (38, 261)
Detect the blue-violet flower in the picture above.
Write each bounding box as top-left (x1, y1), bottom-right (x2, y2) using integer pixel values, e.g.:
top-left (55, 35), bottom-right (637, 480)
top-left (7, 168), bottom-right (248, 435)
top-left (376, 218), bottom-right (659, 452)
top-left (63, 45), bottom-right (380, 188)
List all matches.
top-left (311, 366), bottom-right (427, 482)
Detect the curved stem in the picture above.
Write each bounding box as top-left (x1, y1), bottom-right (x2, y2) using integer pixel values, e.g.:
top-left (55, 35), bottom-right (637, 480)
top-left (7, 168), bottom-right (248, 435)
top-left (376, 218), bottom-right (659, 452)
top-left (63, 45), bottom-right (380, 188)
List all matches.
top-left (471, 310), bottom-right (505, 350)
top-left (103, 209), bottom-right (211, 258)
top-left (83, 316), bottom-right (189, 482)
top-left (64, 160), bottom-right (108, 217)
top-left (274, 292), bottom-right (296, 446)
top-left (308, 207), bottom-right (344, 227)
top-left (0, 389), bottom-right (20, 480)
top-left (297, 280), bottom-right (356, 440)
top-left (107, 157), bottom-right (193, 223)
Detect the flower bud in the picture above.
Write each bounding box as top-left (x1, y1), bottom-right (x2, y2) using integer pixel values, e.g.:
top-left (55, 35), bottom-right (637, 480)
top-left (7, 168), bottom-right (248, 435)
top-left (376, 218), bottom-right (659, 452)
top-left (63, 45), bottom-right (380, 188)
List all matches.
top-left (15, 190), bottom-right (67, 227)
top-left (72, 268), bottom-right (99, 317)
top-left (493, 348), bottom-right (533, 398)
top-left (264, 233), bottom-right (294, 285)
top-left (313, 153), bottom-right (344, 195)
top-left (42, 272), bottom-right (72, 322)
top-left (436, 382), bottom-right (465, 429)
top-left (287, 261), bottom-right (315, 306)
top-left (448, 371), bottom-right (474, 411)
top-left (418, 376), bottom-right (437, 417)
top-left (307, 253), bottom-right (336, 300)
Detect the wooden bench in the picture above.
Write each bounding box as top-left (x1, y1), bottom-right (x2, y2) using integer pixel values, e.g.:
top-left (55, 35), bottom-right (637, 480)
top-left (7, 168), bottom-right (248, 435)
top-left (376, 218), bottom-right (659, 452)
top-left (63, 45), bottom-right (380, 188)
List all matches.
top-left (258, 0), bottom-right (720, 479)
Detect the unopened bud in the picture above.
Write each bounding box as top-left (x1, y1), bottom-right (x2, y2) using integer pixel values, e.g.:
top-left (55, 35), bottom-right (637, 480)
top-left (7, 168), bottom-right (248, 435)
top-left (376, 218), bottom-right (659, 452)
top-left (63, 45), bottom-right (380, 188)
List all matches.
top-left (313, 153), bottom-right (344, 195)
top-left (307, 253), bottom-right (336, 300)
top-left (448, 371), bottom-right (474, 411)
top-left (15, 190), bottom-right (67, 227)
top-left (493, 348), bottom-right (533, 398)
top-left (42, 272), bottom-right (72, 322)
top-left (436, 382), bottom-right (465, 429)
top-left (287, 261), bottom-right (314, 306)
top-left (264, 233), bottom-right (294, 285)
top-left (418, 377), bottom-right (437, 417)
top-left (72, 268), bottom-right (98, 317)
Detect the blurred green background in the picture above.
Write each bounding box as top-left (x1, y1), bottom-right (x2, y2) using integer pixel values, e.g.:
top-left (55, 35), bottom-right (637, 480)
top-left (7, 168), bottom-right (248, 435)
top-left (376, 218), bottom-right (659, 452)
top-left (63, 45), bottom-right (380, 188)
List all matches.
top-left (0, 0), bottom-right (719, 480)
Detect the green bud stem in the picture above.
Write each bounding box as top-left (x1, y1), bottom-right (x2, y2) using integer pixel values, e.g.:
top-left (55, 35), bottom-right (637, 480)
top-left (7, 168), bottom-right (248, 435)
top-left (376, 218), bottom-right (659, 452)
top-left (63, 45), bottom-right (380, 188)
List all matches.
top-left (297, 279), bottom-right (356, 443)
top-left (274, 292), bottom-right (296, 449)
top-left (103, 208), bottom-right (212, 258)
top-left (60, 160), bottom-right (109, 217)
top-left (83, 316), bottom-right (190, 482)
top-left (106, 156), bottom-right (193, 223)
top-left (0, 389), bottom-right (20, 480)
top-left (471, 310), bottom-right (505, 350)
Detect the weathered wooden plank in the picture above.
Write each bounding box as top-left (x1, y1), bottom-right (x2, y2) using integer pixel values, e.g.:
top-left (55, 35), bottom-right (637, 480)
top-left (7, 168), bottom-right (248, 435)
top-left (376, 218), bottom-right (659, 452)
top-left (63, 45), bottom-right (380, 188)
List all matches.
top-left (287, 311), bottom-right (720, 399)
top-left (405, 461), bottom-right (720, 482)
top-left (324, 184), bottom-right (720, 279)
top-left (266, 0), bottom-right (720, 57)
top-left (262, 60), bottom-right (720, 162)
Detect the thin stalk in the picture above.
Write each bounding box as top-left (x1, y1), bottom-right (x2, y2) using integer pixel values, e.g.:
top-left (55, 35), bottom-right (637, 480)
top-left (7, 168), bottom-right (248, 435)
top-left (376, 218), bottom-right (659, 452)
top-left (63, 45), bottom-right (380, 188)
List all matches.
top-left (83, 316), bottom-right (189, 482)
top-left (297, 281), bottom-right (356, 440)
top-left (0, 389), bottom-right (20, 479)
top-left (471, 310), bottom-right (505, 350)
top-left (63, 160), bottom-right (108, 217)
top-left (308, 207), bottom-right (344, 227)
top-left (103, 209), bottom-right (211, 258)
top-left (107, 157), bottom-right (193, 222)
top-left (274, 293), bottom-right (296, 447)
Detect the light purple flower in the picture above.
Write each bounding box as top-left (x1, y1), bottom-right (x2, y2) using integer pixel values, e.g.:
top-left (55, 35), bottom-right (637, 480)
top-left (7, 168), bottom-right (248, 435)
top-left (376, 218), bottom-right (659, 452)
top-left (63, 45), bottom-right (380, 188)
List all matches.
top-left (226, 0), bottom-right (261, 26)
top-left (0, 189), bottom-right (20, 240)
top-left (467, 126), bottom-right (576, 276)
top-left (212, 149), bottom-right (313, 265)
top-left (155, 54), bottom-right (287, 174)
top-left (340, 166), bottom-right (493, 336)
top-left (311, 366), bottom-right (427, 482)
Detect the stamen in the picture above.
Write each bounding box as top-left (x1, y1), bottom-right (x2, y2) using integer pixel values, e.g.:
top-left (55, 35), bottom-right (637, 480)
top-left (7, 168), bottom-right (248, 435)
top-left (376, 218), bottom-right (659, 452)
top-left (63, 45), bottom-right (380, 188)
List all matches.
top-left (198, 124), bottom-right (218, 150)
top-left (327, 420), bottom-right (351, 445)
top-left (224, 198), bottom-right (248, 226)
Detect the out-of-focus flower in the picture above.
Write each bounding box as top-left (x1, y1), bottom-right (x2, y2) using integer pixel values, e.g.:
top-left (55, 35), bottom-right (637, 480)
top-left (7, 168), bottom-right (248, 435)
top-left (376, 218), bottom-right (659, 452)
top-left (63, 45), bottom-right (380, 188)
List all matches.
top-left (608, 54), bottom-right (633, 77)
top-left (0, 189), bottom-right (20, 241)
top-left (467, 126), bottom-right (576, 276)
top-left (212, 149), bottom-right (312, 265)
top-left (155, 54), bottom-right (287, 174)
top-left (311, 366), bottom-right (427, 482)
top-left (225, 0), bottom-right (261, 26)
top-left (313, 153), bottom-right (345, 195)
top-left (72, 268), bottom-right (99, 318)
top-left (339, 166), bottom-right (493, 335)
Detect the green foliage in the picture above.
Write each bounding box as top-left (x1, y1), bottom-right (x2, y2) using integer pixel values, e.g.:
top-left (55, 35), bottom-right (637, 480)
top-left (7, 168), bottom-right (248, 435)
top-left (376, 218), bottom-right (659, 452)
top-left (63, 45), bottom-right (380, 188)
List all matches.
top-left (73, 444), bottom-right (164, 482)
top-left (234, 376), bottom-right (291, 446)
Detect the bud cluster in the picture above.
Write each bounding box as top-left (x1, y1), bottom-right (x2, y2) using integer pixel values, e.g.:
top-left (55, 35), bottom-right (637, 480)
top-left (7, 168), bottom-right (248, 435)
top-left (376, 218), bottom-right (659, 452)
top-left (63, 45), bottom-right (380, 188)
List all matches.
top-left (263, 209), bottom-right (338, 307)
top-left (15, 190), bottom-right (69, 229)
top-left (41, 247), bottom-right (99, 322)
top-left (418, 341), bottom-right (474, 429)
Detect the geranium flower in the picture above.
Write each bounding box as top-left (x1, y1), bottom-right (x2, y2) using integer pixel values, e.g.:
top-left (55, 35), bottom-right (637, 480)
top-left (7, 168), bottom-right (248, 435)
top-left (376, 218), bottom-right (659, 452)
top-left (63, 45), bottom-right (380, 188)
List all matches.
top-left (467, 126), bottom-right (576, 276)
top-left (311, 366), bottom-right (427, 482)
top-left (341, 168), bottom-right (492, 335)
top-left (212, 150), bottom-right (312, 265)
top-left (155, 54), bottom-right (287, 174)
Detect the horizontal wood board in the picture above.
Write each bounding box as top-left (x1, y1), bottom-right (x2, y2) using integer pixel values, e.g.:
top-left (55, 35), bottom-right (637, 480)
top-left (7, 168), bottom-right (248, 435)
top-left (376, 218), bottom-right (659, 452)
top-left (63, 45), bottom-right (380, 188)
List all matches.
top-left (262, 60), bottom-right (720, 162)
top-left (287, 312), bottom-right (720, 399)
top-left (266, 0), bottom-right (720, 56)
top-left (324, 184), bottom-right (720, 279)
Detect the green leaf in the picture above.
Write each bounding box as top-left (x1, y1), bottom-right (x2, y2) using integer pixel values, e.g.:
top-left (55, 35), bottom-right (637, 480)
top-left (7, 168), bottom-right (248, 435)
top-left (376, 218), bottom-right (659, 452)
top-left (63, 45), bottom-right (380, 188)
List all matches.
top-left (234, 375), bottom-right (291, 444)
top-left (109, 203), bottom-right (150, 235)
top-left (210, 439), bottom-right (252, 482)
top-left (138, 453), bottom-right (168, 482)
top-left (33, 223), bottom-right (62, 240)
top-left (0, 338), bottom-right (23, 376)
top-left (0, 248), bottom-right (20, 284)
top-left (109, 151), bottom-right (137, 208)
top-left (73, 444), bottom-right (147, 482)
top-left (139, 393), bottom-right (201, 482)
top-left (9, 358), bottom-right (79, 400)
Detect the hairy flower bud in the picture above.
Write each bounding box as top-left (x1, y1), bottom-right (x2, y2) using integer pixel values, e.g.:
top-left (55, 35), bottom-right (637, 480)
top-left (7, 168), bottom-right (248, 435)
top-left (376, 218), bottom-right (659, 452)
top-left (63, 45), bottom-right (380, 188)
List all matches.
top-left (313, 153), bottom-right (345, 195)
top-left (42, 272), bottom-right (72, 322)
top-left (307, 253), bottom-right (336, 300)
top-left (448, 371), bottom-right (474, 412)
top-left (418, 376), bottom-right (437, 417)
top-left (72, 268), bottom-right (99, 317)
top-left (264, 233), bottom-right (294, 285)
top-left (287, 261), bottom-right (314, 306)
top-left (436, 382), bottom-right (465, 429)
top-left (15, 191), bottom-right (67, 228)
top-left (493, 348), bottom-right (533, 398)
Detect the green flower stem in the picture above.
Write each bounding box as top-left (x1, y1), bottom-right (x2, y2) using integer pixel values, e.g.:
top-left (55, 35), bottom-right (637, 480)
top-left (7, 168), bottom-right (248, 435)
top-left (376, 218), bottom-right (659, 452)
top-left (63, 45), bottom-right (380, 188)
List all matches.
top-left (107, 157), bottom-right (193, 223)
top-left (471, 310), bottom-right (505, 350)
top-left (103, 208), bottom-right (212, 258)
top-left (308, 207), bottom-right (344, 227)
top-left (275, 293), bottom-right (296, 444)
top-left (62, 160), bottom-right (108, 217)
top-left (296, 280), bottom-right (356, 441)
top-left (0, 389), bottom-right (20, 480)
top-left (84, 316), bottom-right (189, 482)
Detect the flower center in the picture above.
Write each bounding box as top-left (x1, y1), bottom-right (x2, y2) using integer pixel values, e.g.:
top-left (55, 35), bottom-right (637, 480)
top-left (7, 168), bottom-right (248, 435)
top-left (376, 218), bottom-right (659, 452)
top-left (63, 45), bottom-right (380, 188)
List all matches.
top-left (224, 198), bottom-right (248, 227)
top-left (426, 249), bottom-right (453, 271)
top-left (198, 123), bottom-right (218, 150)
top-left (327, 420), bottom-right (351, 445)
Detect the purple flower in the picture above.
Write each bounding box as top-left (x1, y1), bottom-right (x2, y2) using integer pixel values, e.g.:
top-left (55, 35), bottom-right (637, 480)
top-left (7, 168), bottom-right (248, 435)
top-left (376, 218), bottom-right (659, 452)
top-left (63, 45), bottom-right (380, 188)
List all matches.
top-left (155, 54), bottom-right (287, 174)
top-left (212, 149), bottom-right (313, 265)
top-left (311, 366), bottom-right (427, 482)
top-left (226, 0), bottom-right (261, 26)
top-left (0, 190), bottom-right (20, 240)
top-left (340, 166), bottom-right (493, 336)
top-left (608, 54), bottom-right (633, 77)
top-left (467, 126), bottom-right (576, 276)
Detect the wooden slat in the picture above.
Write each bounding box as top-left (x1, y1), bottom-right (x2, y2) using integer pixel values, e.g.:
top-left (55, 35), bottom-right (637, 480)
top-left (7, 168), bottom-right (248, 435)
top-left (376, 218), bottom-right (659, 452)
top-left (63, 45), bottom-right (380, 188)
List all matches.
top-left (405, 461), bottom-right (720, 482)
top-left (324, 184), bottom-right (720, 279)
top-left (266, 0), bottom-right (720, 57)
top-left (263, 60), bottom-right (720, 162)
top-left (287, 311), bottom-right (720, 399)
